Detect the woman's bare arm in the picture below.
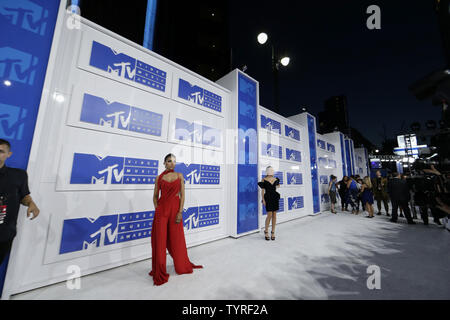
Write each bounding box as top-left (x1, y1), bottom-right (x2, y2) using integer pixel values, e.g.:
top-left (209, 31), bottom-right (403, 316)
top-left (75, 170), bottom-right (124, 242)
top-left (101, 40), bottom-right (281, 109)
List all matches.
top-left (176, 173), bottom-right (185, 224)
top-left (153, 175), bottom-right (159, 209)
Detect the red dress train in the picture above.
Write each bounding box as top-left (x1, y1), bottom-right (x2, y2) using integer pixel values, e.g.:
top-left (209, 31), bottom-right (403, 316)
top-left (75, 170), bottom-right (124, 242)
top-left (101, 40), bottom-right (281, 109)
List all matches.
top-left (149, 170), bottom-right (202, 285)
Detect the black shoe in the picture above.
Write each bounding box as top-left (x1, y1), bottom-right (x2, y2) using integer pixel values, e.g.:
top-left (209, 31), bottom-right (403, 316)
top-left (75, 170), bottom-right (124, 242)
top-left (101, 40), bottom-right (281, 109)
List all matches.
top-left (271, 231), bottom-right (275, 241)
top-left (264, 231), bottom-right (270, 241)
top-left (377, 212), bottom-right (381, 215)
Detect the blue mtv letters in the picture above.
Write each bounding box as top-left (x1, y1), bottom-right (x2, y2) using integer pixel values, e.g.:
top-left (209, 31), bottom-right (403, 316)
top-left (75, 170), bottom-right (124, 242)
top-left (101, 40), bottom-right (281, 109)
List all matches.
top-left (89, 41), bottom-right (166, 91)
top-left (80, 93), bottom-right (163, 136)
top-left (0, 47), bottom-right (38, 85)
top-left (178, 78), bottom-right (222, 112)
top-left (260, 114), bottom-right (281, 134)
top-left (327, 143), bottom-right (335, 153)
top-left (175, 118), bottom-right (221, 148)
top-left (176, 162), bottom-right (220, 185)
top-left (0, 0), bottom-right (49, 36)
top-left (321, 194), bottom-right (330, 204)
top-left (70, 153), bottom-right (158, 185)
top-left (261, 142), bottom-right (282, 159)
top-left (286, 148), bottom-right (301, 162)
top-left (59, 211), bottom-right (154, 254)
top-left (182, 205), bottom-right (219, 231)
top-left (288, 196), bottom-right (304, 210)
top-left (320, 175), bottom-right (329, 184)
top-left (285, 125), bottom-right (300, 141)
top-left (287, 172), bottom-right (303, 185)
top-left (0, 103), bottom-right (27, 140)
top-left (317, 139), bottom-right (326, 149)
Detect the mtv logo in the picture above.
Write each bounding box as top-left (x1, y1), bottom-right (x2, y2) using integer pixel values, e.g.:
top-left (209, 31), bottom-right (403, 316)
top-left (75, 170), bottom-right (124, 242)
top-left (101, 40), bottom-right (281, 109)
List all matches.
top-left (178, 78), bottom-right (204, 105)
top-left (287, 172), bottom-right (302, 185)
top-left (175, 118), bottom-right (221, 148)
top-left (176, 163), bottom-right (201, 184)
top-left (59, 215), bottom-right (119, 254)
top-left (321, 194), bottom-right (330, 204)
top-left (317, 139), bottom-right (326, 149)
top-left (0, 47), bottom-right (38, 85)
top-left (182, 206), bottom-right (199, 231)
top-left (286, 148), bottom-right (301, 162)
top-left (70, 153), bottom-right (124, 185)
top-left (288, 196), bottom-right (304, 210)
top-left (320, 175), bottom-right (328, 184)
top-left (285, 125), bottom-right (300, 141)
top-left (328, 160), bottom-right (337, 168)
top-left (89, 41), bottom-right (136, 81)
top-left (327, 143), bottom-right (335, 153)
top-left (0, 0), bottom-right (49, 36)
top-left (318, 157), bottom-right (327, 168)
top-left (260, 115), bottom-right (280, 133)
top-left (262, 143), bottom-right (281, 159)
top-left (0, 103), bottom-right (27, 140)
top-left (80, 93), bottom-right (131, 130)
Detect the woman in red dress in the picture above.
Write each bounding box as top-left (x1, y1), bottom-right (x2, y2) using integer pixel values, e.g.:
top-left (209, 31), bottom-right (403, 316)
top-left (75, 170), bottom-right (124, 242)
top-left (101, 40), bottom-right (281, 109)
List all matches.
top-left (149, 154), bottom-right (203, 285)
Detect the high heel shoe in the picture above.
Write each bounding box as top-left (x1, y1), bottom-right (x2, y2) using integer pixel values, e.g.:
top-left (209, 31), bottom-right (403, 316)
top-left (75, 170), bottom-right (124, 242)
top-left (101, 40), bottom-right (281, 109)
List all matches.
top-left (271, 231), bottom-right (275, 241)
top-left (264, 230), bottom-right (270, 241)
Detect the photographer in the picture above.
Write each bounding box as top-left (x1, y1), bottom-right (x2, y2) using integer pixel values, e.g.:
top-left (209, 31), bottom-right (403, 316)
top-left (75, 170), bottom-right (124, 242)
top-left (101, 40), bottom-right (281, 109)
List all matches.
top-left (0, 139), bottom-right (40, 265)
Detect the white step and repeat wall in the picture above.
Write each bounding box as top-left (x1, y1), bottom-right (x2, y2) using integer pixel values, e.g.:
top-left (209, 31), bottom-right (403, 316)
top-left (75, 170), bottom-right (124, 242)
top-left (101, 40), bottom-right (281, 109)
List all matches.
top-left (4, 12), bottom-right (231, 295)
top-left (354, 147), bottom-right (369, 178)
top-left (258, 106), bottom-right (309, 225)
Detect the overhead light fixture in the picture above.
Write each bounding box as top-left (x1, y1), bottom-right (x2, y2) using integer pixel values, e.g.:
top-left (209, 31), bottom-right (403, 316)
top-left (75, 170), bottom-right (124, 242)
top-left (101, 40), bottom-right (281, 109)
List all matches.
top-left (280, 57), bottom-right (290, 66)
top-left (53, 92), bottom-right (65, 103)
top-left (257, 32), bottom-right (268, 45)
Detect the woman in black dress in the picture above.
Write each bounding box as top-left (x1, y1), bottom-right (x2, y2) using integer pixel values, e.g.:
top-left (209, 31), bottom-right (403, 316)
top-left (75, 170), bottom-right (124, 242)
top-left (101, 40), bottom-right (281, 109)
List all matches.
top-left (257, 166), bottom-right (280, 241)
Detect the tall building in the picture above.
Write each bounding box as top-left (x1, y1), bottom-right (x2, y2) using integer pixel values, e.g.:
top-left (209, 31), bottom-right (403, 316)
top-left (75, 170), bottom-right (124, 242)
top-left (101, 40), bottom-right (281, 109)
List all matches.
top-left (318, 95), bottom-right (350, 135)
top-left (153, 1), bottom-right (231, 81)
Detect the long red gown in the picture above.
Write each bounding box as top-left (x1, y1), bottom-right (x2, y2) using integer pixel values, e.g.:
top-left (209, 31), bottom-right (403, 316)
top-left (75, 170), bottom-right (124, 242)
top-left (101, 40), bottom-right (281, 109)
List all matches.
top-left (149, 170), bottom-right (203, 285)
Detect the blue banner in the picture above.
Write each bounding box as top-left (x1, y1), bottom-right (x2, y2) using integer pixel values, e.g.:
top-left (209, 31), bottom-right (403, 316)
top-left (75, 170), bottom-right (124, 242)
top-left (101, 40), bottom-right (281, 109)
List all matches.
top-left (0, 0), bottom-right (60, 298)
top-left (345, 139), bottom-right (352, 176)
top-left (237, 73), bottom-right (258, 234)
top-left (340, 133), bottom-right (346, 177)
top-left (307, 115), bottom-right (320, 213)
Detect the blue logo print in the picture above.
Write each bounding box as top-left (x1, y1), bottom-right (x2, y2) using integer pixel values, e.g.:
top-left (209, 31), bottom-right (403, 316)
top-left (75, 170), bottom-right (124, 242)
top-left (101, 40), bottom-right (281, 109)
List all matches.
top-left (317, 139), bottom-right (326, 149)
top-left (286, 148), bottom-right (301, 162)
top-left (59, 211), bottom-right (154, 254)
top-left (261, 171), bottom-right (283, 184)
top-left (89, 41), bottom-right (166, 92)
top-left (327, 143), bottom-right (335, 153)
top-left (70, 153), bottom-right (158, 185)
top-left (0, 47), bottom-right (38, 85)
top-left (318, 157), bottom-right (327, 168)
top-left (178, 78), bottom-right (222, 112)
top-left (287, 172), bottom-right (303, 185)
top-left (174, 118), bottom-right (221, 148)
top-left (239, 101), bottom-right (255, 119)
top-left (0, 0), bottom-right (49, 36)
top-left (328, 159), bottom-right (337, 168)
top-left (288, 196), bottom-right (304, 210)
top-left (320, 175), bottom-right (329, 184)
top-left (261, 142), bottom-right (282, 159)
top-left (260, 115), bottom-right (281, 134)
top-left (80, 93), bottom-right (163, 137)
top-left (176, 163), bottom-right (220, 185)
top-left (183, 205), bottom-right (220, 231)
top-left (321, 194), bottom-right (330, 204)
top-left (263, 198), bottom-right (284, 215)
top-left (285, 125), bottom-right (300, 141)
top-left (0, 103), bottom-right (27, 140)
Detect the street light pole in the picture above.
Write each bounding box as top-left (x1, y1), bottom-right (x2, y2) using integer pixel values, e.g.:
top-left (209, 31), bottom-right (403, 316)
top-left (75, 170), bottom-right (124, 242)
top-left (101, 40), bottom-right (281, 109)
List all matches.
top-left (272, 45), bottom-right (280, 114)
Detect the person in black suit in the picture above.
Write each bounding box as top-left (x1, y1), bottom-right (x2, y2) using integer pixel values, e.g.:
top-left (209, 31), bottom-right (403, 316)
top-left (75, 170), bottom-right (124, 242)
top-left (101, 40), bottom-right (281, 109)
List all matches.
top-left (387, 172), bottom-right (415, 224)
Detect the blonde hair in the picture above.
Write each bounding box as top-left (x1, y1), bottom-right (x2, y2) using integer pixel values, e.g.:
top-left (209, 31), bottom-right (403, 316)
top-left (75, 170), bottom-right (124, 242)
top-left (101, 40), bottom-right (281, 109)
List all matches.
top-left (265, 166), bottom-right (274, 176)
top-left (363, 176), bottom-right (372, 189)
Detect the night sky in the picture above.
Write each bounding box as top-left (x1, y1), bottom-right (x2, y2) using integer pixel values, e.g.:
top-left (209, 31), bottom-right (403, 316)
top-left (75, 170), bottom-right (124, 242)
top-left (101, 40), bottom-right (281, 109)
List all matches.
top-left (228, 0), bottom-right (447, 147)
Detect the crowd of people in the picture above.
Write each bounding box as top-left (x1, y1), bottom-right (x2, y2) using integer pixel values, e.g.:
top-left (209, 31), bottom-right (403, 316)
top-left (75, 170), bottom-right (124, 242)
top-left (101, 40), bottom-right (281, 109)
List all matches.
top-left (327, 168), bottom-right (450, 230)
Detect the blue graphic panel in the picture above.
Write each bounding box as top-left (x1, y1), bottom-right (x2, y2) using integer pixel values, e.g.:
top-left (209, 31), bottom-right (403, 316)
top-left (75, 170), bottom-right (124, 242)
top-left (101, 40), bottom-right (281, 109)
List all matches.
top-left (89, 41), bottom-right (167, 92)
top-left (183, 205), bottom-right (220, 231)
top-left (318, 157), bottom-right (327, 168)
top-left (174, 118), bottom-right (221, 148)
top-left (176, 162), bottom-right (220, 185)
top-left (286, 148), bottom-right (301, 162)
top-left (307, 115), bottom-right (320, 213)
top-left (328, 159), bottom-right (337, 168)
top-left (288, 196), bottom-right (304, 211)
top-left (237, 72), bottom-right (258, 234)
top-left (0, 0), bottom-right (60, 297)
top-left (285, 125), bottom-right (300, 141)
top-left (340, 133), bottom-right (346, 177)
top-left (345, 139), bottom-right (351, 177)
top-left (317, 139), bottom-right (326, 149)
top-left (320, 175), bottom-right (329, 184)
top-left (287, 172), bottom-right (303, 185)
top-left (261, 142), bottom-right (282, 159)
top-left (262, 198), bottom-right (284, 215)
top-left (321, 194), bottom-right (330, 204)
top-left (80, 93), bottom-right (163, 137)
top-left (261, 171), bottom-right (283, 184)
top-left (178, 78), bottom-right (222, 112)
top-left (260, 114), bottom-right (281, 134)
top-left (327, 143), bottom-right (335, 153)
top-left (70, 153), bottom-right (158, 185)
top-left (350, 140), bottom-right (355, 176)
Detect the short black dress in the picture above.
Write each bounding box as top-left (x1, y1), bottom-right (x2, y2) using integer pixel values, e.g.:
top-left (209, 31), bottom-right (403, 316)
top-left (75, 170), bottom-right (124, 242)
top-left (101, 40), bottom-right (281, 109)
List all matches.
top-left (257, 178), bottom-right (281, 211)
